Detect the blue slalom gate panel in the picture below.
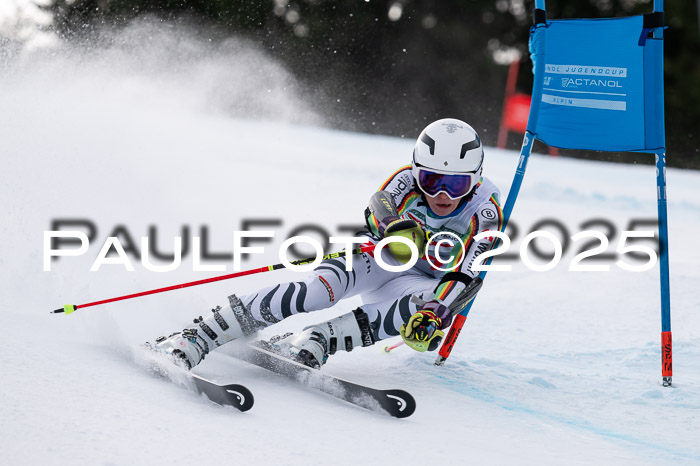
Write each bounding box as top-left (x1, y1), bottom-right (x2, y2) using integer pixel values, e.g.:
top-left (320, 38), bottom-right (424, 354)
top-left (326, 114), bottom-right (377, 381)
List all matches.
top-left (529, 15), bottom-right (665, 152)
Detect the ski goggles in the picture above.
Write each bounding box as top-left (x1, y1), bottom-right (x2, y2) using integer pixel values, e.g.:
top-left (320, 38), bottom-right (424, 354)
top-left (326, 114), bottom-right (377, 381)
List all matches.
top-left (415, 167), bottom-right (477, 200)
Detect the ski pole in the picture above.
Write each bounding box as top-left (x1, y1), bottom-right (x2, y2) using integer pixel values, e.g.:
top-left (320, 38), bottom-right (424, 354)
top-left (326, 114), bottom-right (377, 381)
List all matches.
top-left (51, 243), bottom-right (375, 315)
top-left (433, 277), bottom-right (484, 364)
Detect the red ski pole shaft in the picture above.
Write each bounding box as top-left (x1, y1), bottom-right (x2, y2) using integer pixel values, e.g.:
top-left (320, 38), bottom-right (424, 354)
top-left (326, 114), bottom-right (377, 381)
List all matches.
top-left (51, 243), bottom-right (375, 315)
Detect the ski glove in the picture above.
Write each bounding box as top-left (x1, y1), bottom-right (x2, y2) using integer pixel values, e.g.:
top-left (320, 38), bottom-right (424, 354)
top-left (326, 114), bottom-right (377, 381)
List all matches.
top-left (383, 218), bottom-right (428, 264)
top-left (400, 302), bottom-right (451, 352)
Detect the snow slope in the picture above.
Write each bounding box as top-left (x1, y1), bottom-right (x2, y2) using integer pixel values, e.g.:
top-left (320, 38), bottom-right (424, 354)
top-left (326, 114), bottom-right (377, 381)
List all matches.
top-left (2, 29), bottom-right (700, 465)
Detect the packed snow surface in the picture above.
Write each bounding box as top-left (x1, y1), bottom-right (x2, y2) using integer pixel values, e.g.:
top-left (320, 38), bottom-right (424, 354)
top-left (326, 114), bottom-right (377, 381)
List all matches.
top-left (2, 32), bottom-right (699, 465)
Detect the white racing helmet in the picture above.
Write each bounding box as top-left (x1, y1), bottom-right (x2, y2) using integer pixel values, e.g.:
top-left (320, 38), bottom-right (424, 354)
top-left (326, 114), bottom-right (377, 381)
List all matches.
top-left (411, 118), bottom-right (484, 200)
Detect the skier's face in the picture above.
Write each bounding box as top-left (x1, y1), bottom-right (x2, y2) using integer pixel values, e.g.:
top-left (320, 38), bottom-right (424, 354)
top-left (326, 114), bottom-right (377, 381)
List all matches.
top-left (425, 192), bottom-right (459, 216)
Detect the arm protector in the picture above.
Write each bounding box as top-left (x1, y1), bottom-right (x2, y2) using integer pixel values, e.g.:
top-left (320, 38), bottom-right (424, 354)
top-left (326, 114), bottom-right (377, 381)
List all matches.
top-left (365, 191), bottom-right (427, 263)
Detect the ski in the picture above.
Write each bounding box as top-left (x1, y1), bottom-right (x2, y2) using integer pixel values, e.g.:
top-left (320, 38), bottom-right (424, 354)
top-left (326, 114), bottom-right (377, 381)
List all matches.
top-left (234, 344), bottom-right (416, 418)
top-left (191, 374), bottom-right (255, 412)
top-left (138, 345), bottom-right (254, 412)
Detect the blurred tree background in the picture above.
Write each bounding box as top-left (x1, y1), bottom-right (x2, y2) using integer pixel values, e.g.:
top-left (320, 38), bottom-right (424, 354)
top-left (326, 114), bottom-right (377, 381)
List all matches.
top-left (40, 0), bottom-right (700, 168)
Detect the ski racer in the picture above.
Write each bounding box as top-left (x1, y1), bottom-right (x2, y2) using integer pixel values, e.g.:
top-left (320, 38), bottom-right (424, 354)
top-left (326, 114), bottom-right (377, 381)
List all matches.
top-left (152, 118), bottom-right (502, 369)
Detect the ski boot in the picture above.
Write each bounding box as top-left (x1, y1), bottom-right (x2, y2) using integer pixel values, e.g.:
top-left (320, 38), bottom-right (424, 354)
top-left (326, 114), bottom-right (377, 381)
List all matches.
top-left (151, 295), bottom-right (262, 369)
top-left (265, 308), bottom-right (376, 368)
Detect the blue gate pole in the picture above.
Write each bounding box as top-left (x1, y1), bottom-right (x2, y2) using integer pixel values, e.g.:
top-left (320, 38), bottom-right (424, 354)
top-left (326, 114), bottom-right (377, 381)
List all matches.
top-left (434, 133), bottom-right (536, 366)
top-left (656, 151), bottom-right (672, 386)
top-left (434, 0), bottom-right (547, 366)
top-left (652, 0), bottom-right (672, 387)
